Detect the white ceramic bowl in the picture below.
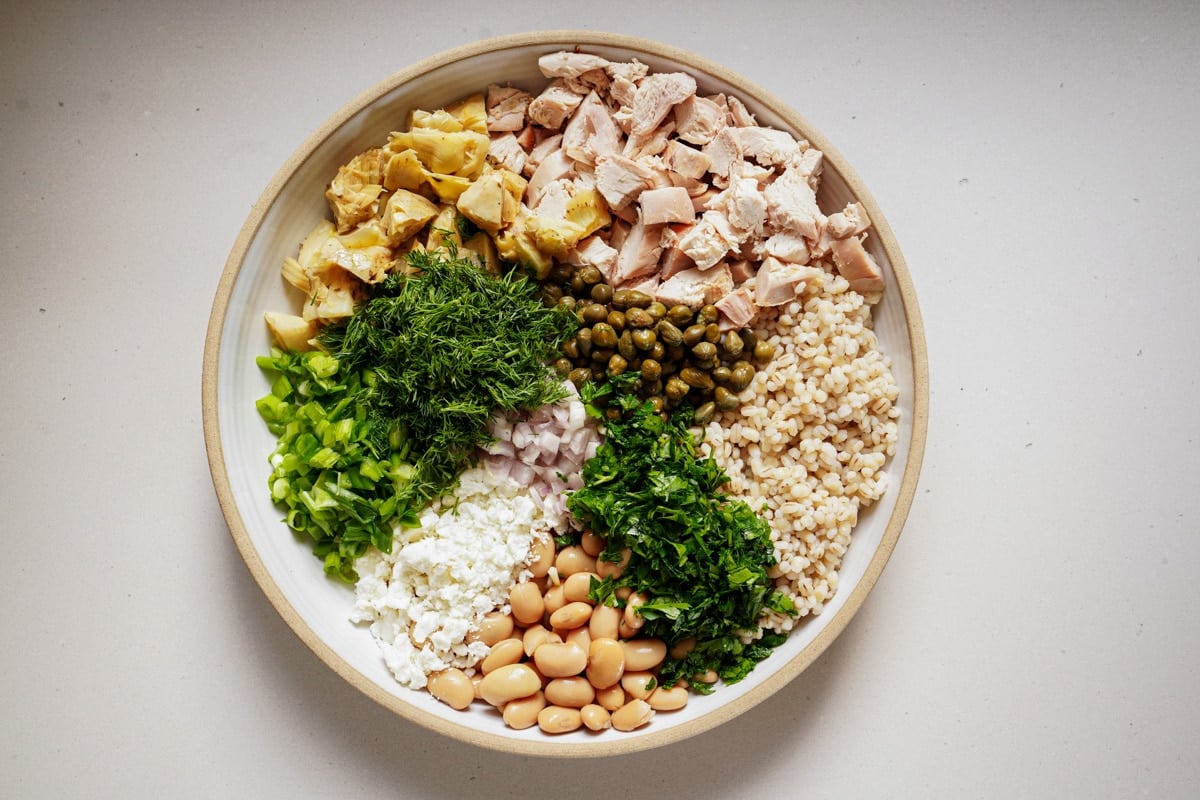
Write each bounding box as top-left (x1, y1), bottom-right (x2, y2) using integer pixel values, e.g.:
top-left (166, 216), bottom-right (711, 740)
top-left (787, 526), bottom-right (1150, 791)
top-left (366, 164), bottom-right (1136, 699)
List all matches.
top-left (203, 31), bottom-right (928, 757)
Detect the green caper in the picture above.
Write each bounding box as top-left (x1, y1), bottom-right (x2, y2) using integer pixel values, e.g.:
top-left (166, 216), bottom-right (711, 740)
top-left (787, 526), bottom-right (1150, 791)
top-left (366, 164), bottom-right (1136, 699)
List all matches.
top-left (705, 323), bottom-right (721, 343)
top-left (665, 376), bottom-right (690, 400)
top-left (577, 265), bottom-right (603, 285)
top-left (607, 310), bottom-right (626, 331)
top-left (630, 328), bottom-right (656, 351)
top-left (576, 328), bottom-right (593, 358)
top-left (590, 283), bottom-right (613, 304)
top-left (561, 338), bottom-right (580, 360)
top-left (753, 340), bottom-right (776, 362)
top-left (692, 341), bottom-right (718, 362)
top-left (667, 304), bottom-right (694, 326)
top-left (640, 358), bottom-right (663, 382)
top-left (696, 304), bottom-right (719, 325)
top-left (553, 358), bottom-right (573, 376)
top-left (679, 367), bottom-right (715, 391)
top-left (643, 379), bottom-right (664, 398)
top-left (720, 331), bottom-right (744, 358)
top-left (625, 307), bottom-right (654, 328)
top-left (568, 367), bottom-right (592, 387)
top-left (605, 407), bottom-right (622, 421)
top-left (591, 364), bottom-right (607, 380)
top-left (645, 301), bottom-right (667, 321)
top-left (693, 401), bottom-right (717, 424)
top-left (656, 319), bottom-right (684, 347)
top-left (608, 354), bottom-right (628, 376)
top-left (550, 264), bottom-right (574, 283)
top-left (618, 330), bottom-right (637, 361)
top-left (740, 330), bottom-right (759, 352)
top-left (571, 275), bottom-right (587, 295)
top-left (714, 386), bottom-right (739, 410)
top-left (611, 288), bottom-right (631, 309)
top-left (542, 285), bottom-right (563, 305)
top-left (712, 366), bottom-right (733, 385)
top-left (557, 295), bottom-right (578, 312)
top-left (666, 344), bottom-right (687, 362)
top-left (591, 347), bottom-right (615, 364)
top-left (624, 290), bottom-right (652, 308)
top-left (581, 303), bottom-right (608, 325)
top-left (729, 362), bottom-right (756, 391)
top-left (648, 396), bottom-right (665, 413)
top-left (649, 340), bottom-right (666, 361)
top-left (591, 322), bottom-right (618, 348)
top-left (682, 324), bottom-right (707, 347)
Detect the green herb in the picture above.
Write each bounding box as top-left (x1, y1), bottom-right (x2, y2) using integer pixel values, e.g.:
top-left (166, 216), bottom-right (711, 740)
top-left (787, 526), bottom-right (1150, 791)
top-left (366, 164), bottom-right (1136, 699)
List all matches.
top-left (255, 348), bottom-right (421, 583)
top-left (316, 246), bottom-right (578, 508)
top-left (567, 394), bottom-right (797, 688)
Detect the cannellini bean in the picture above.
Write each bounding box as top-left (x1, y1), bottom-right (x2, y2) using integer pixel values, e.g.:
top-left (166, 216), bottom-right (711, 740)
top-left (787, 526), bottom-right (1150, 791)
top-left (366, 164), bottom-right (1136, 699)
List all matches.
top-left (623, 591), bottom-right (647, 631)
top-left (589, 604), bottom-right (621, 640)
top-left (549, 601), bottom-right (593, 630)
top-left (545, 676), bottom-right (595, 708)
top-left (502, 691), bottom-right (546, 730)
top-left (563, 571), bottom-right (599, 603)
top-left (611, 699), bottom-right (655, 732)
top-left (669, 636), bottom-right (697, 660)
top-left (522, 624), bottom-right (561, 658)
top-left (595, 548), bottom-right (630, 579)
top-left (480, 638), bottom-right (525, 674)
top-left (538, 705), bottom-right (583, 734)
top-left (564, 626), bottom-right (591, 651)
top-left (479, 663), bottom-right (542, 707)
top-left (527, 535), bottom-right (555, 579)
top-left (647, 684), bottom-right (689, 711)
top-left (471, 611), bottom-right (514, 646)
top-left (594, 683), bottom-right (626, 711)
top-left (580, 703), bottom-right (612, 731)
top-left (509, 581), bottom-right (545, 626)
top-left (533, 641), bottom-right (588, 678)
top-left (555, 545), bottom-right (597, 577)
top-left (427, 668), bottom-right (474, 710)
top-left (580, 530), bottom-right (606, 557)
top-left (620, 671), bottom-right (658, 700)
top-left (586, 638), bottom-right (625, 689)
top-left (543, 584), bottom-right (567, 616)
top-left (621, 638), bottom-right (666, 672)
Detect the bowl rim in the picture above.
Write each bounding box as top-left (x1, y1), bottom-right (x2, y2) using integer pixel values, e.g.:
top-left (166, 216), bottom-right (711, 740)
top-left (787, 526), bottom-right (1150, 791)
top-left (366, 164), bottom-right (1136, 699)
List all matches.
top-left (202, 29), bottom-right (929, 758)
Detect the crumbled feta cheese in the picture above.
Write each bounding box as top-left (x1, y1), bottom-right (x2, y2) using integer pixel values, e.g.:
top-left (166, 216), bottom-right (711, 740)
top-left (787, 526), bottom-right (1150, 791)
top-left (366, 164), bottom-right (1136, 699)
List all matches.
top-left (349, 465), bottom-right (551, 689)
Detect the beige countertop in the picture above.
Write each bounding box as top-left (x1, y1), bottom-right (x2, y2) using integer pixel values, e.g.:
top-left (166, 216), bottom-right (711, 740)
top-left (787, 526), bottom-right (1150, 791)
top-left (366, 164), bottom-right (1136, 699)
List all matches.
top-left (3, 1), bottom-right (1197, 797)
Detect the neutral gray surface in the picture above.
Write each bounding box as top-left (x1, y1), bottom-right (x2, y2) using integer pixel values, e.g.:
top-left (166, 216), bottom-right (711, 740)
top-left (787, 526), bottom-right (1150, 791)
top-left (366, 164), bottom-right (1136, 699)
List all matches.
top-left (3, 1), bottom-right (1198, 797)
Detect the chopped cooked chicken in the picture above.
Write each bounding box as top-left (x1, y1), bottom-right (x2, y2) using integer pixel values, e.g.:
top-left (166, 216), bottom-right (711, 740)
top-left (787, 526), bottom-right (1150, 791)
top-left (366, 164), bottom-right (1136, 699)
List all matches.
top-left (611, 213), bottom-right (664, 286)
top-left (705, 176), bottom-right (765, 240)
top-left (630, 72), bottom-right (697, 135)
top-left (563, 69), bottom-right (612, 96)
top-left (487, 132), bottom-right (527, 174)
top-left (561, 91), bottom-right (624, 165)
top-left (524, 133), bottom-right (564, 177)
top-left (795, 146), bottom-right (824, 190)
top-left (714, 286), bottom-right (758, 328)
top-left (663, 139), bottom-right (711, 180)
top-left (701, 126), bottom-right (742, 179)
top-left (527, 149), bottom-right (576, 206)
top-left (754, 256), bottom-right (810, 306)
top-left (564, 234), bottom-right (619, 281)
top-left (531, 177), bottom-right (574, 219)
top-left (675, 210), bottom-right (739, 269)
top-left (539, 51), bottom-right (612, 78)
top-left (728, 258), bottom-right (756, 284)
top-left (673, 95), bottom-right (725, 146)
top-left (624, 118), bottom-right (676, 160)
top-left (830, 235), bottom-right (885, 294)
top-left (763, 166), bottom-right (825, 240)
top-left (734, 126), bottom-right (803, 168)
top-left (527, 79), bottom-right (585, 130)
top-left (762, 231), bottom-right (811, 264)
top-left (826, 201), bottom-right (872, 239)
top-left (655, 263), bottom-right (734, 308)
top-left (639, 186), bottom-right (695, 225)
top-left (726, 95), bottom-right (757, 127)
top-left (608, 74), bottom-right (638, 108)
top-left (325, 148), bottom-right (385, 233)
top-left (594, 152), bottom-right (657, 210)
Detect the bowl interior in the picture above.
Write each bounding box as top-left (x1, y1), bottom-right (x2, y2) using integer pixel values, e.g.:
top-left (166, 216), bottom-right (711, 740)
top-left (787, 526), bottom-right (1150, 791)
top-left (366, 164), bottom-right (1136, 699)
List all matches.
top-left (204, 32), bottom-right (926, 757)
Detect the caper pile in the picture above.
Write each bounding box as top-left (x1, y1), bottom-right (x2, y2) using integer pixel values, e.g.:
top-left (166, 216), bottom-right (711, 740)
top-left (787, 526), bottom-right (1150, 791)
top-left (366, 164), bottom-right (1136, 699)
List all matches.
top-left (541, 263), bottom-right (775, 423)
